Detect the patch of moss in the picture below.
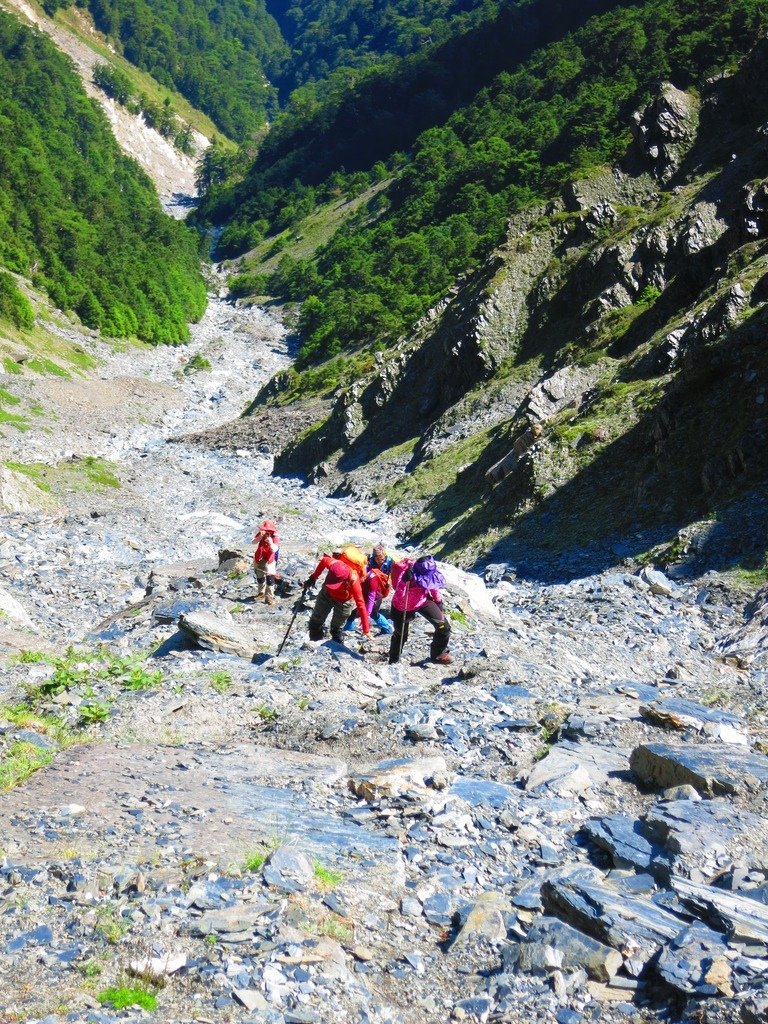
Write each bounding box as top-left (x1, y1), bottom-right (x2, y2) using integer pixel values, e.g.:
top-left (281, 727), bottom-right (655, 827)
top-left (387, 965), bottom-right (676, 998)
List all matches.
top-left (27, 357), bottom-right (71, 378)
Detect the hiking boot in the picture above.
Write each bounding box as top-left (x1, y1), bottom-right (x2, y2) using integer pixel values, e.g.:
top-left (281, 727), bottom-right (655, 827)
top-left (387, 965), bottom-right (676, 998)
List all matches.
top-left (265, 593), bottom-right (276, 606)
top-left (330, 630), bottom-right (344, 644)
top-left (431, 653), bottom-right (453, 666)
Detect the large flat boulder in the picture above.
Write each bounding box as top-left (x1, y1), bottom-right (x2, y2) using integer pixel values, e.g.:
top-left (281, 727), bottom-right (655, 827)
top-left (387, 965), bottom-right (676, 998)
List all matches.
top-left (640, 697), bottom-right (747, 745)
top-left (671, 877), bottom-right (768, 952)
top-left (541, 869), bottom-right (689, 966)
top-left (526, 740), bottom-right (630, 796)
top-left (178, 609), bottom-right (257, 658)
top-left (630, 742), bottom-right (768, 795)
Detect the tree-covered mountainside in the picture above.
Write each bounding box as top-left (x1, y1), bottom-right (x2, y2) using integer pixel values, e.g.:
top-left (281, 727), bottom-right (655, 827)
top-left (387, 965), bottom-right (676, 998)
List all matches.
top-left (0, 11), bottom-right (206, 343)
top-left (201, 0), bottom-right (766, 364)
top-left (43, 0), bottom-right (288, 139)
top-left (267, 0), bottom-right (500, 99)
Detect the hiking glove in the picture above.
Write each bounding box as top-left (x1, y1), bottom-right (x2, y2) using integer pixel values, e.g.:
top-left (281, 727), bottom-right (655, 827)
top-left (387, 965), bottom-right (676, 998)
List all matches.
top-left (303, 577), bottom-right (314, 589)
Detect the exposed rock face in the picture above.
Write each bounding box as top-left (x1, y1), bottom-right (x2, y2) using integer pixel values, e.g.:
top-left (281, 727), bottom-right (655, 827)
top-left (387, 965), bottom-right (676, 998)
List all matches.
top-left (630, 82), bottom-right (700, 181)
top-left (716, 585), bottom-right (768, 667)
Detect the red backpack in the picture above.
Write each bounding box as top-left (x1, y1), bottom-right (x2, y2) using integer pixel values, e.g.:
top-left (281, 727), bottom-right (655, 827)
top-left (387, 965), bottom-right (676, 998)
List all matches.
top-left (368, 567), bottom-right (391, 598)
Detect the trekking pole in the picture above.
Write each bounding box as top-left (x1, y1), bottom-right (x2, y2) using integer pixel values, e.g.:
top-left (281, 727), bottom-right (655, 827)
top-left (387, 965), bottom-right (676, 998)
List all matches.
top-left (277, 585), bottom-right (308, 656)
top-left (396, 578), bottom-right (411, 664)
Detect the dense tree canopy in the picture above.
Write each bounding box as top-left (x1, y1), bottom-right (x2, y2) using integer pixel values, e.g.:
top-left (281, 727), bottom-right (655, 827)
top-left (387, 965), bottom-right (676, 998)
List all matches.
top-left (200, 0), bottom-right (767, 363)
top-left (267, 0), bottom-right (501, 99)
top-left (0, 11), bottom-right (206, 343)
top-left (43, 0), bottom-right (289, 139)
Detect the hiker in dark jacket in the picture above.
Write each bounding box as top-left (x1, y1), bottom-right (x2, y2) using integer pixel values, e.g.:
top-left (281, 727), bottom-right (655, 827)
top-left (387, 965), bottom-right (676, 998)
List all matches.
top-left (388, 555), bottom-right (452, 665)
top-left (305, 545), bottom-right (371, 644)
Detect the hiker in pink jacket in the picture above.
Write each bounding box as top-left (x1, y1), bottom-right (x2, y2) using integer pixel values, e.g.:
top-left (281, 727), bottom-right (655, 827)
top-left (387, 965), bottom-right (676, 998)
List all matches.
top-left (389, 555), bottom-right (452, 666)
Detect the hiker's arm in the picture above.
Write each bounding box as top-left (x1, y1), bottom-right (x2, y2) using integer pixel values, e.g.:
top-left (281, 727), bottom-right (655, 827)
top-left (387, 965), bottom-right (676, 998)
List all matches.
top-left (353, 579), bottom-right (371, 635)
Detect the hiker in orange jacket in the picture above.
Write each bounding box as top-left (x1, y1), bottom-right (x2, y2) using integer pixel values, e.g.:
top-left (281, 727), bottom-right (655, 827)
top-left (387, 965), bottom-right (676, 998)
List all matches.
top-left (305, 545), bottom-right (371, 644)
top-left (252, 519), bottom-right (280, 605)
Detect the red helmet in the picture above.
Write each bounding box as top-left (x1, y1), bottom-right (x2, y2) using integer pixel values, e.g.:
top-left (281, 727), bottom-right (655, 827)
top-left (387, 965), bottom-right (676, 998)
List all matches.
top-left (260, 519), bottom-right (277, 533)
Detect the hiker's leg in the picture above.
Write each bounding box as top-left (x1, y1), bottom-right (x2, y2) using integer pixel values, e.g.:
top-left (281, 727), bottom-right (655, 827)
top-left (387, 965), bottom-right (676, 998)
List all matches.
top-left (308, 589), bottom-right (333, 641)
top-left (330, 599), bottom-right (354, 642)
top-left (343, 608), bottom-right (359, 632)
top-left (388, 609), bottom-right (412, 664)
top-left (419, 599), bottom-right (451, 660)
top-left (254, 557), bottom-right (267, 597)
top-left (265, 574), bottom-right (277, 605)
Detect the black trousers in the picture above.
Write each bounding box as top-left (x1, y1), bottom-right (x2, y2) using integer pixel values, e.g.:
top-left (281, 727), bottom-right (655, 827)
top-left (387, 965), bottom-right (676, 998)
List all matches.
top-left (388, 600), bottom-right (450, 664)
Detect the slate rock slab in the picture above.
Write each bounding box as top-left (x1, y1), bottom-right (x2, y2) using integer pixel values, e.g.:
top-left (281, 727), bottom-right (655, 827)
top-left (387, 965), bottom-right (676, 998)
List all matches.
top-left (178, 609), bottom-right (257, 658)
top-left (671, 877), bottom-right (768, 952)
top-left (527, 741), bottom-right (630, 796)
top-left (643, 799), bottom-right (768, 882)
top-left (518, 916), bottom-right (623, 981)
top-left (542, 869), bottom-right (688, 965)
top-left (191, 903), bottom-right (274, 936)
top-left (656, 921), bottom-right (733, 996)
top-left (640, 697), bottom-right (747, 744)
top-left (630, 742), bottom-right (768, 795)
top-left (583, 815), bottom-right (658, 871)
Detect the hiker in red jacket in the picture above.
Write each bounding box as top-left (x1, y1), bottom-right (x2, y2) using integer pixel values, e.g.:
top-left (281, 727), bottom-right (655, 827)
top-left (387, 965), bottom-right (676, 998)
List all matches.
top-left (305, 545), bottom-right (371, 644)
top-left (252, 519), bottom-right (280, 606)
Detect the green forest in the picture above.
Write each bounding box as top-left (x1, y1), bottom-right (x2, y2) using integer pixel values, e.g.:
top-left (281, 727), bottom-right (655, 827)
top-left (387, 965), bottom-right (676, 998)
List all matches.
top-left (199, 0), bottom-right (767, 364)
top-left (267, 0), bottom-right (501, 99)
top-left (42, 0), bottom-right (288, 139)
top-left (0, 11), bottom-right (206, 343)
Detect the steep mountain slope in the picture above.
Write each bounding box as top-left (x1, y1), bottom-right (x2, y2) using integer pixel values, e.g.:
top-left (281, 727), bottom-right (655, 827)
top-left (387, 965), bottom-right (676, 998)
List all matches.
top-left (0, 9), bottom-right (205, 344)
top-left (204, 6), bottom-right (768, 579)
top-left (1, 0), bottom-right (213, 202)
top-left (267, 0), bottom-right (513, 99)
top-left (41, 0), bottom-right (288, 139)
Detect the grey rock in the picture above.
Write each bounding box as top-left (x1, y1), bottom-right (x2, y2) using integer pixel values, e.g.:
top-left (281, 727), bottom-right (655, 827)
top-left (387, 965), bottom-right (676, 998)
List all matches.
top-left (630, 82), bottom-right (700, 181)
top-left (453, 891), bottom-right (512, 948)
top-left (542, 869), bottom-right (688, 965)
top-left (178, 609), bottom-right (257, 657)
top-left (262, 847), bottom-right (314, 893)
top-left (640, 697), bottom-right (747, 744)
top-left (656, 921), bottom-right (733, 996)
top-left (527, 740), bottom-right (630, 796)
top-left (643, 799), bottom-right (768, 881)
top-left (717, 585), bottom-right (768, 668)
top-left (639, 567), bottom-right (678, 597)
top-left (520, 916), bottom-right (622, 981)
top-left (630, 742), bottom-right (768, 795)
top-left (671, 877), bottom-right (768, 952)
top-left (191, 904), bottom-right (274, 936)
top-left (583, 815), bottom-right (658, 871)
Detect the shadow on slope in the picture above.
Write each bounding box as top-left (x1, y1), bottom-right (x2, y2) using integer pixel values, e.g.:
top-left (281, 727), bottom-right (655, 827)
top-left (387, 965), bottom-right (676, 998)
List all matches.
top-left (415, 305), bottom-right (768, 581)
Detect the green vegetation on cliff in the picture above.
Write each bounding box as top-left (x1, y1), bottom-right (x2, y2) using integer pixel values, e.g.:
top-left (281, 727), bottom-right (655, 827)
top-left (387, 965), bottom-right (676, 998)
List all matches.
top-left (0, 11), bottom-right (205, 343)
top-left (202, 0), bottom-right (766, 363)
top-left (43, 0), bottom-right (287, 139)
